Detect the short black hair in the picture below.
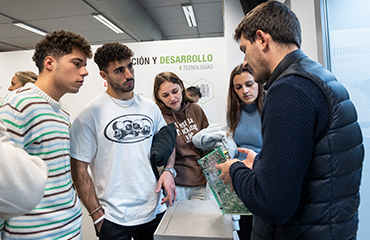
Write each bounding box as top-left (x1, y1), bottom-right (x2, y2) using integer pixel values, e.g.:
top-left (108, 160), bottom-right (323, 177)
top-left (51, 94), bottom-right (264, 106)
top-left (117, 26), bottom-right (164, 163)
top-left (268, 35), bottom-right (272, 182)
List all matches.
top-left (94, 42), bottom-right (134, 72)
top-left (186, 86), bottom-right (202, 98)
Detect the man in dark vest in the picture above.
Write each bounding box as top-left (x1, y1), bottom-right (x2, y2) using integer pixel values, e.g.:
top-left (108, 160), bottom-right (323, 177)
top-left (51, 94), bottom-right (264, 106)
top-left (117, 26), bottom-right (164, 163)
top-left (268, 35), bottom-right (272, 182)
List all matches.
top-left (217, 1), bottom-right (364, 239)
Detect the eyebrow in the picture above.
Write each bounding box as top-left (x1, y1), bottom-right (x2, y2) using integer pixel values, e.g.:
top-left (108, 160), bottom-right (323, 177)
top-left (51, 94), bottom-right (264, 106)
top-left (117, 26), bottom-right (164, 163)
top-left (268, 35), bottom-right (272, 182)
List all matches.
top-left (72, 58), bottom-right (83, 62)
top-left (71, 58), bottom-right (87, 66)
top-left (114, 66), bottom-right (125, 72)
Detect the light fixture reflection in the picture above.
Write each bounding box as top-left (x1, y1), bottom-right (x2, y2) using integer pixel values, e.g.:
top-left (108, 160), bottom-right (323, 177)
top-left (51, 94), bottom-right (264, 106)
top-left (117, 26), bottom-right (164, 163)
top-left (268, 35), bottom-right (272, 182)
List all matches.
top-left (13, 22), bottom-right (47, 36)
top-left (182, 5), bottom-right (197, 27)
top-left (93, 14), bottom-right (124, 34)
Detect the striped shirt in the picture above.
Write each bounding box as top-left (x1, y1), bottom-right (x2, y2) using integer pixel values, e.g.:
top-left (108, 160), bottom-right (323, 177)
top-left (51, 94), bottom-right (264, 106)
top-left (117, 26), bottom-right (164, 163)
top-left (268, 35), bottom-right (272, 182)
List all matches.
top-left (0, 83), bottom-right (82, 240)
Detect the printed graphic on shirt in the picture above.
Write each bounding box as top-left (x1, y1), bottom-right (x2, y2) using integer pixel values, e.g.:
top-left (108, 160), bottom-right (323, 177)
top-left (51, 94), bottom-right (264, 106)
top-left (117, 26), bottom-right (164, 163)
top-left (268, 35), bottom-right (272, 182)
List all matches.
top-left (174, 117), bottom-right (198, 143)
top-left (104, 114), bottom-right (154, 143)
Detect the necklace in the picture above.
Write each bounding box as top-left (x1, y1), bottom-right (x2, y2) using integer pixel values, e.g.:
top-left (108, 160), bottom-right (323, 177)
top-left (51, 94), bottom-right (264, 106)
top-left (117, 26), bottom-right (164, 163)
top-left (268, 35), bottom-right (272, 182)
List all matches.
top-left (110, 93), bottom-right (135, 108)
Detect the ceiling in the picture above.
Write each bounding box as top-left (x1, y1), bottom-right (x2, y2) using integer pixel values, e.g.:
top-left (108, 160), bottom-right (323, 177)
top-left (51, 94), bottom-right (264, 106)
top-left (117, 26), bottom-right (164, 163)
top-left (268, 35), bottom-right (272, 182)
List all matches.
top-left (0, 0), bottom-right (265, 52)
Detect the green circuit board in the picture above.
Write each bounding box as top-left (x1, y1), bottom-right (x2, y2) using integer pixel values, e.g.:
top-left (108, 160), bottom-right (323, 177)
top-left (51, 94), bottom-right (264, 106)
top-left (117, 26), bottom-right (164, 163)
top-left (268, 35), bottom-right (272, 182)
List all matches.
top-left (198, 147), bottom-right (252, 215)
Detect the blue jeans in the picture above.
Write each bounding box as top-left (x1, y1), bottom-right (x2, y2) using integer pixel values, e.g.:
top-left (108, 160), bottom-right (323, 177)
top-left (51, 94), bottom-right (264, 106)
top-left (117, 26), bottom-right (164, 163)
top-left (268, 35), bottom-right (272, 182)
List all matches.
top-left (98, 212), bottom-right (165, 240)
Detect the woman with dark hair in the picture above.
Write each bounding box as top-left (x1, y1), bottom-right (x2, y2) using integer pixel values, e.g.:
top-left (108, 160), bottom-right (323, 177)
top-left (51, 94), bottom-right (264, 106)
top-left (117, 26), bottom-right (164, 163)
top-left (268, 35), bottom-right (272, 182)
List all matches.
top-left (227, 64), bottom-right (264, 158)
top-left (227, 64), bottom-right (264, 240)
top-left (153, 71), bottom-right (209, 200)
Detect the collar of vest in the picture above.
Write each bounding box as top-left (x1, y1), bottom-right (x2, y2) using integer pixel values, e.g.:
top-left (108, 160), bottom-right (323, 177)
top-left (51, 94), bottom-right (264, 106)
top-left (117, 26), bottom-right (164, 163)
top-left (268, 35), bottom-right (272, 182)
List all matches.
top-left (264, 49), bottom-right (307, 91)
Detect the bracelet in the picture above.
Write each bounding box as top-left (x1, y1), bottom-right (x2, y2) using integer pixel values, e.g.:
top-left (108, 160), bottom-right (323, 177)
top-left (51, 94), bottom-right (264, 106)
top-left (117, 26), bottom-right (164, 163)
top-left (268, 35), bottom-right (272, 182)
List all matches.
top-left (163, 167), bottom-right (177, 178)
top-left (89, 205), bottom-right (102, 216)
top-left (93, 215), bottom-right (105, 225)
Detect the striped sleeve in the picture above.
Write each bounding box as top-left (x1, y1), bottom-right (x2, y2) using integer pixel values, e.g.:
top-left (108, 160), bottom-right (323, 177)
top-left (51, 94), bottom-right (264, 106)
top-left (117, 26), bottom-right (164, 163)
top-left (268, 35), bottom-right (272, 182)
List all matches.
top-left (0, 87), bottom-right (82, 240)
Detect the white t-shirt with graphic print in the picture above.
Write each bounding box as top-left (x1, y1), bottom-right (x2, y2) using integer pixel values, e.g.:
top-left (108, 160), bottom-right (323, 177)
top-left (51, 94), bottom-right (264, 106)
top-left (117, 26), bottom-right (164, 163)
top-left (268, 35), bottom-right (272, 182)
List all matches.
top-left (70, 92), bottom-right (167, 226)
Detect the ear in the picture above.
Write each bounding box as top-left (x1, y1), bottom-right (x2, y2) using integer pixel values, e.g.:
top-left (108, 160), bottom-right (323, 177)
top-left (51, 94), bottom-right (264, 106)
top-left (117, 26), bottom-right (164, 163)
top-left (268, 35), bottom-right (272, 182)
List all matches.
top-left (256, 30), bottom-right (270, 52)
top-left (44, 56), bottom-right (55, 72)
top-left (99, 70), bottom-right (108, 81)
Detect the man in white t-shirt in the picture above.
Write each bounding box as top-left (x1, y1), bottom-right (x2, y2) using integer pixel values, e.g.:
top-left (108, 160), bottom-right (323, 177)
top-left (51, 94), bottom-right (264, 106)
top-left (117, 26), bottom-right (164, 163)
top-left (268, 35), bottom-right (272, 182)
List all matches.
top-left (70, 42), bottom-right (176, 240)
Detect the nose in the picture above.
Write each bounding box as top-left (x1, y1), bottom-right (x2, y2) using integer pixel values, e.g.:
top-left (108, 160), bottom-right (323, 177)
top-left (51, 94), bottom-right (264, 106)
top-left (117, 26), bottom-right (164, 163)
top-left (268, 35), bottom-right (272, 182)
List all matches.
top-left (80, 66), bottom-right (88, 77)
top-left (242, 58), bottom-right (248, 68)
top-left (169, 94), bottom-right (176, 101)
top-left (242, 86), bottom-right (248, 94)
top-left (8, 86), bottom-right (13, 91)
top-left (125, 68), bottom-right (133, 79)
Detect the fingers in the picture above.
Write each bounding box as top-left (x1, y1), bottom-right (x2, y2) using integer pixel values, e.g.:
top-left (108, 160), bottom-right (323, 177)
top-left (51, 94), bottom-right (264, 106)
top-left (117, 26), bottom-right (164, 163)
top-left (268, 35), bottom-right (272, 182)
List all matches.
top-left (238, 148), bottom-right (256, 155)
top-left (155, 180), bottom-right (162, 193)
top-left (173, 189), bottom-right (177, 202)
top-left (223, 177), bottom-right (231, 185)
top-left (166, 189), bottom-right (173, 206)
top-left (95, 219), bottom-right (104, 232)
top-left (215, 162), bottom-right (223, 171)
top-left (161, 188), bottom-right (176, 206)
top-left (161, 196), bottom-right (169, 205)
top-left (161, 195), bottom-right (169, 205)
top-left (218, 172), bottom-right (231, 186)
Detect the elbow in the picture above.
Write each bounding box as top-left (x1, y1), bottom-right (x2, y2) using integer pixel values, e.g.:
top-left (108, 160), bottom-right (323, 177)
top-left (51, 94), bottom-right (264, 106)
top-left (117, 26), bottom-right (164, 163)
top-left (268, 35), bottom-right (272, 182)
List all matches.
top-left (5, 171), bottom-right (47, 219)
top-left (269, 215), bottom-right (292, 226)
top-left (258, 203), bottom-right (298, 225)
top-left (247, 195), bottom-right (299, 226)
top-left (23, 186), bottom-right (46, 212)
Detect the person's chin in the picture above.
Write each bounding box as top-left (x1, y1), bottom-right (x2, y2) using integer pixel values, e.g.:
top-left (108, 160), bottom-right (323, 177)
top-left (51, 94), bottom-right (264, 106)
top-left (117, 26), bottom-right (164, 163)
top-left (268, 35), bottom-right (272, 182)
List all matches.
top-left (169, 104), bottom-right (180, 111)
top-left (174, 105), bottom-right (181, 111)
top-left (125, 85), bottom-right (134, 92)
top-left (243, 99), bottom-right (253, 105)
top-left (69, 87), bottom-right (81, 94)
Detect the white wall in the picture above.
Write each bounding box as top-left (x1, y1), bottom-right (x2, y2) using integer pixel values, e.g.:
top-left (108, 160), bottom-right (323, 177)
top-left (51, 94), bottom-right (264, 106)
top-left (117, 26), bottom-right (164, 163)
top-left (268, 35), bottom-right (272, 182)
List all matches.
top-left (290, 0), bottom-right (319, 61)
top-left (224, 0), bottom-right (246, 76)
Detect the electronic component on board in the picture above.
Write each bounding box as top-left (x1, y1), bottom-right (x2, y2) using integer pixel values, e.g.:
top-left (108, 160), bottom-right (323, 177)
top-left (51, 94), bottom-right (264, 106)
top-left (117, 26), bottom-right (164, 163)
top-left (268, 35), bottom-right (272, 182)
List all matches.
top-left (198, 147), bottom-right (251, 215)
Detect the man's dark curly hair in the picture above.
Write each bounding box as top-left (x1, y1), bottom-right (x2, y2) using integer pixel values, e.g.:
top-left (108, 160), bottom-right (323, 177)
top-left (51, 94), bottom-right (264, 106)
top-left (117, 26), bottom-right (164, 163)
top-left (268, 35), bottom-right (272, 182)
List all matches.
top-left (32, 30), bottom-right (92, 73)
top-left (94, 42), bottom-right (134, 72)
top-left (234, 1), bottom-right (301, 49)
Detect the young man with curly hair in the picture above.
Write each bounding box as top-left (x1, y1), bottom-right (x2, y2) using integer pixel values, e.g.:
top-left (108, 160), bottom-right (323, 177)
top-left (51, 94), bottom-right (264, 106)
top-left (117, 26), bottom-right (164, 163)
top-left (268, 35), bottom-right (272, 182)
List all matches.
top-left (70, 42), bottom-right (176, 240)
top-left (0, 30), bottom-right (92, 239)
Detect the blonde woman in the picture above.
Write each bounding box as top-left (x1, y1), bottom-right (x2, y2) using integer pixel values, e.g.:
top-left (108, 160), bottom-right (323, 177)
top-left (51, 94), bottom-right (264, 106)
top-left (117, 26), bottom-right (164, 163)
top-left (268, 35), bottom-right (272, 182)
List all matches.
top-left (8, 71), bottom-right (37, 91)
